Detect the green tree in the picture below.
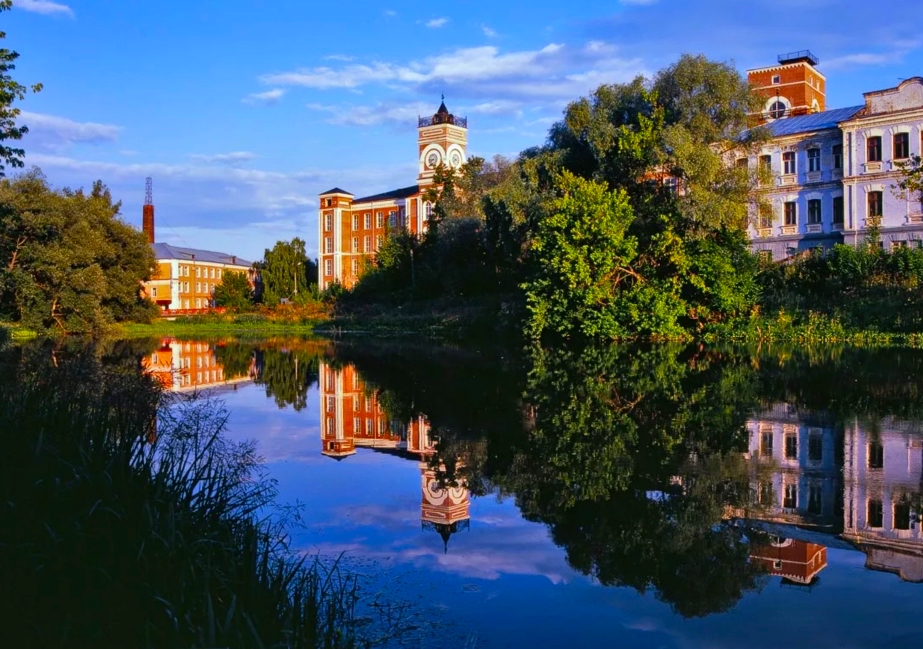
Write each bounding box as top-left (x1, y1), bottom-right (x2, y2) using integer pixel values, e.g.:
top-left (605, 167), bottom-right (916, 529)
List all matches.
top-left (897, 153), bottom-right (923, 211)
top-left (522, 171), bottom-right (686, 340)
top-left (260, 238), bottom-right (316, 305)
top-left (0, 170), bottom-right (157, 333)
top-left (0, 0), bottom-right (42, 176)
top-left (214, 270), bottom-right (253, 310)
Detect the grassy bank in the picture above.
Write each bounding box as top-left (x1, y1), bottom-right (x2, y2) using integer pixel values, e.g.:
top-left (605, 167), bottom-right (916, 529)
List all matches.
top-left (0, 341), bottom-right (359, 648)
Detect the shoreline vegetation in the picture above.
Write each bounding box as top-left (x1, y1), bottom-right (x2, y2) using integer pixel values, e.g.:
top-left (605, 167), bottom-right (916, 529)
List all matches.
top-left (0, 340), bottom-right (363, 648)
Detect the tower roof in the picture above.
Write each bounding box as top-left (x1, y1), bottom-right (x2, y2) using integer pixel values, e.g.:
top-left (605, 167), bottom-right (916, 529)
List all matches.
top-left (436, 100), bottom-right (449, 115)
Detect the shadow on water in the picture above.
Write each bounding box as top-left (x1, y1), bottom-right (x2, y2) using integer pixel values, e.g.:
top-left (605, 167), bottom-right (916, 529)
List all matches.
top-left (7, 335), bottom-right (923, 645)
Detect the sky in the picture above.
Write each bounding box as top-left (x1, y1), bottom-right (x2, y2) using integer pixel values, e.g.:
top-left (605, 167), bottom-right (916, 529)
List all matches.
top-left (9, 0), bottom-right (923, 262)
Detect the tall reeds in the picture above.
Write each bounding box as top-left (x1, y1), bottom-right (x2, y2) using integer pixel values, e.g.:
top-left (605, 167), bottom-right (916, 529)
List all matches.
top-left (0, 340), bottom-right (358, 648)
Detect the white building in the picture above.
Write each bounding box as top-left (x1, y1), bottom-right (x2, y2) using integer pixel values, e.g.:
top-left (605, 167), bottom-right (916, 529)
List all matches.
top-left (747, 69), bottom-right (923, 259)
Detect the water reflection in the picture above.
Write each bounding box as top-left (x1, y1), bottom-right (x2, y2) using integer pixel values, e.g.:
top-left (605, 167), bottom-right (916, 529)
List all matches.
top-left (142, 338), bottom-right (255, 391)
top-left (319, 361), bottom-right (471, 551)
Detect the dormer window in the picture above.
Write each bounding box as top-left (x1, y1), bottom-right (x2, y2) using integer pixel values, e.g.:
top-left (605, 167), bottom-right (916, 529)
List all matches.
top-left (772, 74), bottom-right (781, 85)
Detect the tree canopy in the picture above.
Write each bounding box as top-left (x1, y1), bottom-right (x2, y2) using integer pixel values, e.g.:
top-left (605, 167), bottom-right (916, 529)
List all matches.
top-left (260, 238), bottom-right (316, 305)
top-left (0, 170), bottom-right (158, 333)
top-left (0, 0), bottom-right (42, 176)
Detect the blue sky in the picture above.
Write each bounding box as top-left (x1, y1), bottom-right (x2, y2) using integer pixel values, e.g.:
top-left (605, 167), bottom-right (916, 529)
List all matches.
top-left (10, 0), bottom-right (923, 261)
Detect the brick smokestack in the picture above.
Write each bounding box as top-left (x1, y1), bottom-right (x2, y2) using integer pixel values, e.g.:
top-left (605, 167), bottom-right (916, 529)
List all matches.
top-left (143, 177), bottom-right (155, 244)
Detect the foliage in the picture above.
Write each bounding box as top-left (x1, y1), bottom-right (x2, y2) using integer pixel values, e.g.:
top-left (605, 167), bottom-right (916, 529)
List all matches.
top-left (214, 269), bottom-right (254, 310)
top-left (0, 0), bottom-right (43, 176)
top-left (0, 170), bottom-right (158, 333)
top-left (896, 153), bottom-right (923, 209)
top-left (523, 172), bottom-right (683, 340)
top-left (0, 339), bottom-right (359, 648)
top-left (260, 238), bottom-right (317, 306)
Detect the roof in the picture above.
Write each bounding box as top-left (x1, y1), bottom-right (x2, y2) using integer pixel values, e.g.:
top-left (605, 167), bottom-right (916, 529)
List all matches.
top-left (436, 100), bottom-right (449, 115)
top-left (319, 187), bottom-right (353, 196)
top-left (352, 184), bottom-right (420, 204)
top-left (763, 105), bottom-right (864, 137)
top-left (152, 242), bottom-right (253, 267)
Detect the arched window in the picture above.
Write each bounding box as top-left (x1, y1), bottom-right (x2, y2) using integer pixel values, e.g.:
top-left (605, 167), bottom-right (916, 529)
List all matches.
top-left (768, 100), bottom-right (787, 120)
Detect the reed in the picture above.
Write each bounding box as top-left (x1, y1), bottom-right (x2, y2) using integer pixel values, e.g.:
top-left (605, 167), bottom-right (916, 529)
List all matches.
top-left (0, 340), bottom-right (358, 648)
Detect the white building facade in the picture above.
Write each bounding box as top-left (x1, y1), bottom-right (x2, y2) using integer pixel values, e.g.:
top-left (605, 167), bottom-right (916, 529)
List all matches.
top-left (748, 77), bottom-right (923, 259)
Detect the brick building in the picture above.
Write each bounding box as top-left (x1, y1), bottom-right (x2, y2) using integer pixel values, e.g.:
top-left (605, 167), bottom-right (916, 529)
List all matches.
top-left (317, 101), bottom-right (468, 290)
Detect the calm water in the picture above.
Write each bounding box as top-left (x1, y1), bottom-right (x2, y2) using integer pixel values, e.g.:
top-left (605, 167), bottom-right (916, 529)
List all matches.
top-left (144, 338), bottom-right (923, 648)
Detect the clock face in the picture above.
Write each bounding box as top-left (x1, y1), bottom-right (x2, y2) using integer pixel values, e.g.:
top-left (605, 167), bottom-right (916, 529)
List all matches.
top-left (426, 151), bottom-right (441, 168)
top-left (450, 151), bottom-right (463, 168)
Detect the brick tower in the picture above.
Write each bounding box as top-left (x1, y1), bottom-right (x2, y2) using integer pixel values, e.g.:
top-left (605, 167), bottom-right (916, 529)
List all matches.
top-left (748, 51), bottom-right (826, 123)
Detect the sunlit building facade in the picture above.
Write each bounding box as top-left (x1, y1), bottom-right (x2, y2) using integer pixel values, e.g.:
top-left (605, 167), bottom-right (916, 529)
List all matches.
top-left (317, 101), bottom-right (468, 290)
top-left (745, 52), bottom-right (923, 258)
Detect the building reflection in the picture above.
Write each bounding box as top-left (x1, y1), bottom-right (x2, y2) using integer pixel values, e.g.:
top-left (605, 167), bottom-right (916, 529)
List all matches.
top-left (142, 338), bottom-right (255, 392)
top-left (318, 362), bottom-right (471, 550)
top-left (744, 406), bottom-right (923, 583)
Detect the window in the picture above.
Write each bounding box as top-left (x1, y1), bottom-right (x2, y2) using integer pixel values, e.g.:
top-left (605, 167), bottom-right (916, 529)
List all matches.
top-left (782, 151), bottom-right (796, 174)
top-left (807, 199), bottom-right (822, 224)
top-left (325, 198), bottom-right (332, 207)
top-left (195, 267), bottom-right (201, 278)
top-left (376, 212), bottom-right (384, 228)
top-left (758, 203), bottom-right (772, 229)
top-left (353, 418), bottom-right (361, 434)
top-left (760, 430), bottom-right (773, 456)
top-left (376, 235), bottom-right (383, 250)
top-left (894, 132), bottom-right (910, 160)
top-left (736, 157), bottom-right (748, 169)
top-left (868, 441), bottom-right (884, 469)
top-left (184, 281), bottom-right (189, 293)
top-left (425, 203), bottom-right (433, 219)
top-left (326, 396), bottom-right (335, 412)
top-left (209, 268), bottom-right (215, 278)
top-left (196, 282), bottom-right (201, 293)
top-left (324, 213), bottom-right (333, 231)
top-left (769, 100), bottom-right (787, 119)
top-left (217, 269), bottom-right (222, 279)
top-left (807, 148), bottom-right (821, 172)
top-left (195, 298), bottom-right (201, 309)
top-left (351, 258), bottom-right (359, 275)
top-left (784, 201), bottom-right (797, 226)
top-left (783, 483), bottom-right (797, 510)
top-left (868, 191), bottom-right (883, 218)
top-left (833, 196), bottom-right (844, 224)
top-left (324, 259), bottom-right (333, 276)
top-left (389, 211), bottom-right (397, 228)
top-left (759, 154), bottom-right (772, 173)
top-left (832, 144), bottom-right (843, 169)
top-left (867, 500), bottom-right (884, 528)
top-left (324, 236), bottom-right (333, 254)
top-left (151, 287), bottom-right (157, 297)
top-left (363, 235), bottom-right (371, 253)
top-left (364, 213), bottom-right (371, 229)
top-left (352, 214), bottom-right (360, 230)
top-left (808, 433), bottom-right (822, 462)
top-left (784, 433), bottom-right (798, 459)
top-left (758, 482), bottom-right (773, 505)
top-left (352, 237), bottom-right (359, 253)
top-left (366, 418), bottom-right (373, 435)
top-left (894, 502), bottom-right (911, 530)
top-left (808, 484), bottom-right (822, 515)
top-left (867, 135), bottom-right (882, 162)
top-left (772, 74), bottom-right (781, 85)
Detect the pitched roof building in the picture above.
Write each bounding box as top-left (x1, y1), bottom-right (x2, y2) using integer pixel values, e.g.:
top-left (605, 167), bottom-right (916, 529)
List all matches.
top-left (317, 101), bottom-right (468, 290)
top-left (745, 52), bottom-right (923, 258)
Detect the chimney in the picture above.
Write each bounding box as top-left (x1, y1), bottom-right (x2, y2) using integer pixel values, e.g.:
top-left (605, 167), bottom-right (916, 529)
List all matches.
top-left (143, 177), bottom-right (155, 244)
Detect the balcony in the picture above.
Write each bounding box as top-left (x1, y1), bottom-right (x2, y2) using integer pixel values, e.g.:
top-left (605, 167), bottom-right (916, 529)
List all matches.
top-left (418, 114), bottom-right (468, 128)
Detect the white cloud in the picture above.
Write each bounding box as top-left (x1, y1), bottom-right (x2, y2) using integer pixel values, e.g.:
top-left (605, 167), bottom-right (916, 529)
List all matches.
top-left (307, 101), bottom-right (433, 127)
top-left (620, 0), bottom-right (658, 4)
top-left (425, 17), bottom-right (448, 28)
top-left (24, 153), bottom-right (414, 260)
top-left (823, 42), bottom-right (919, 70)
top-left (188, 151), bottom-right (258, 165)
top-left (323, 54), bottom-right (355, 62)
top-left (383, 9), bottom-right (396, 16)
top-left (14, 0), bottom-right (73, 17)
top-left (242, 88), bottom-right (286, 104)
top-left (20, 111), bottom-right (122, 151)
top-left (260, 41), bottom-right (643, 104)
top-left (482, 26), bottom-right (498, 38)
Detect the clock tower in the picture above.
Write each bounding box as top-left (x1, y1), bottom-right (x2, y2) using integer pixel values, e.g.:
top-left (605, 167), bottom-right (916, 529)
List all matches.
top-left (417, 98), bottom-right (467, 186)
